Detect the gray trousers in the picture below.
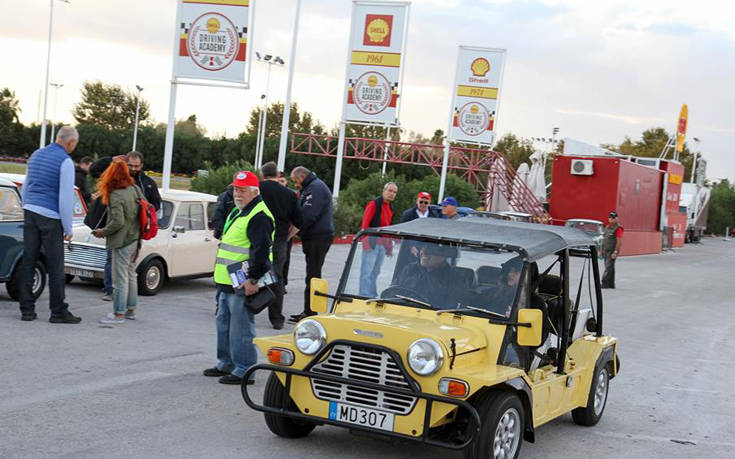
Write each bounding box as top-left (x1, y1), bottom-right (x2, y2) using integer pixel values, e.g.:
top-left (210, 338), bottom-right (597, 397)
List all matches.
top-left (601, 255), bottom-right (616, 288)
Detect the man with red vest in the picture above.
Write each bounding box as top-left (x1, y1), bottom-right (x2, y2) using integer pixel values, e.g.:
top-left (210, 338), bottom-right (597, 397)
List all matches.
top-left (359, 182), bottom-right (398, 298)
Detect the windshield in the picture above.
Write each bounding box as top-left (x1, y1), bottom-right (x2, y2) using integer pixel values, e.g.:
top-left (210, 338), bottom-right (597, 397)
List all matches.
top-left (341, 234), bottom-right (524, 317)
top-left (567, 221), bottom-right (602, 234)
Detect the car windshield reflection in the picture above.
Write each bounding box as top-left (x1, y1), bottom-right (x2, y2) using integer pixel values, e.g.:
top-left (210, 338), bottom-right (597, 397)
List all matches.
top-left (343, 234), bottom-right (523, 317)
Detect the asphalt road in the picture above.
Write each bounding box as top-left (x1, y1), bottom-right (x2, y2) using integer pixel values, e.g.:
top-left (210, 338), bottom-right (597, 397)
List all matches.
top-left (1, 239), bottom-right (734, 458)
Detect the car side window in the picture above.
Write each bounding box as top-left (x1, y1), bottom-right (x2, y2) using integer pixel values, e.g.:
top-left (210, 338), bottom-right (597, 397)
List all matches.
top-left (158, 201), bottom-right (175, 229)
top-left (206, 202), bottom-right (217, 230)
top-left (174, 202), bottom-right (205, 231)
top-left (0, 187), bottom-right (23, 221)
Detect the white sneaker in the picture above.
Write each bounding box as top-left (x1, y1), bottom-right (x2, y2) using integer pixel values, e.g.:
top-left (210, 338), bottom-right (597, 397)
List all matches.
top-left (100, 314), bottom-right (125, 324)
top-left (124, 310), bottom-right (136, 320)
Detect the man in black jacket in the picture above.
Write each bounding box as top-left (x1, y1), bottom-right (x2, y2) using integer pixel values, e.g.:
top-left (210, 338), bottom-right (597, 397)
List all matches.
top-left (127, 151), bottom-right (161, 211)
top-left (259, 162), bottom-right (302, 329)
top-left (211, 186), bottom-right (234, 240)
top-left (75, 157), bottom-right (93, 204)
top-left (289, 166), bottom-right (334, 322)
top-left (401, 191), bottom-right (441, 222)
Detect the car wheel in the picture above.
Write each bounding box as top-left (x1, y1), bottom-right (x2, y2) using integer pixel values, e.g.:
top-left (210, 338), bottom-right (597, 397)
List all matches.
top-left (572, 365), bottom-right (609, 426)
top-left (465, 392), bottom-right (523, 459)
top-left (65, 274), bottom-right (75, 284)
top-left (7, 260), bottom-right (47, 301)
top-left (261, 373), bottom-right (316, 438)
top-left (138, 258), bottom-right (165, 296)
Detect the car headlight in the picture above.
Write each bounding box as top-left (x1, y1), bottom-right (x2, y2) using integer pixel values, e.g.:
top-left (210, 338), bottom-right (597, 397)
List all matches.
top-left (407, 338), bottom-right (444, 376)
top-left (294, 319), bottom-right (326, 355)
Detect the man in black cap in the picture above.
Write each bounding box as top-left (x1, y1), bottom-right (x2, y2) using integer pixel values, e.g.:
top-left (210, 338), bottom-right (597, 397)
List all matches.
top-left (396, 244), bottom-right (457, 307)
top-left (601, 211), bottom-right (623, 289)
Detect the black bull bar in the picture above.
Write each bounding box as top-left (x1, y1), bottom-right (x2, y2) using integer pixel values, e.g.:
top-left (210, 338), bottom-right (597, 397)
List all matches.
top-left (242, 363), bottom-right (482, 449)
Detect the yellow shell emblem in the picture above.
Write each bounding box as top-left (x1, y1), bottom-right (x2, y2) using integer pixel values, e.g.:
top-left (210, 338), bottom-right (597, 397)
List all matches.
top-left (366, 18), bottom-right (390, 44)
top-left (470, 105), bottom-right (479, 115)
top-left (367, 75), bottom-right (378, 87)
top-left (206, 17), bottom-right (221, 34)
top-left (471, 58), bottom-right (490, 77)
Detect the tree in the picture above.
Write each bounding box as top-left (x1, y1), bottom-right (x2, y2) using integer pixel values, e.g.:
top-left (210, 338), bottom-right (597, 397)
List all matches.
top-left (0, 88), bottom-right (25, 155)
top-left (493, 133), bottom-right (534, 171)
top-left (72, 80), bottom-right (150, 131)
top-left (707, 180), bottom-right (735, 235)
top-left (604, 128), bottom-right (696, 181)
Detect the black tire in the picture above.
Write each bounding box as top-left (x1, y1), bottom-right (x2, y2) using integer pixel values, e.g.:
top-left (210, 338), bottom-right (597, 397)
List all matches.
top-left (7, 260), bottom-right (47, 301)
top-left (465, 392), bottom-right (524, 459)
top-left (262, 373), bottom-right (316, 438)
top-left (65, 274), bottom-right (75, 284)
top-left (572, 365), bottom-right (609, 426)
top-left (138, 258), bottom-right (165, 296)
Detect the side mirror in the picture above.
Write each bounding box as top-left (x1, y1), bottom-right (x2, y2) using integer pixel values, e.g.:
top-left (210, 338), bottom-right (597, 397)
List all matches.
top-left (310, 278), bottom-right (329, 314)
top-left (516, 309), bottom-right (543, 347)
top-left (173, 225), bottom-right (186, 234)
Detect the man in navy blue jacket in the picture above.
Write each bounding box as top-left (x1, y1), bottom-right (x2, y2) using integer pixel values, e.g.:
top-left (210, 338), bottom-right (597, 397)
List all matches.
top-left (19, 126), bottom-right (82, 323)
top-left (289, 166), bottom-right (334, 322)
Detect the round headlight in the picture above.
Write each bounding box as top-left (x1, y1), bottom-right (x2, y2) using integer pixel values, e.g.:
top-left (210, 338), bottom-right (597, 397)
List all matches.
top-left (407, 338), bottom-right (444, 376)
top-left (294, 319), bottom-right (326, 355)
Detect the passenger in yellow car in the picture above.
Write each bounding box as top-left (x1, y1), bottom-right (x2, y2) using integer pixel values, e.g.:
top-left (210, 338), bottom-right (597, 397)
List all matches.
top-left (395, 244), bottom-right (457, 307)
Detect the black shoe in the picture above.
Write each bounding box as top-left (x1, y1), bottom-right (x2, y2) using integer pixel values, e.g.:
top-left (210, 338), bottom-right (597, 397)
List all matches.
top-left (288, 311), bottom-right (316, 323)
top-left (272, 322), bottom-right (284, 330)
top-left (218, 374), bottom-right (255, 385)
top-left (49, 312), bottom-right (82, 324)
top-left (203, 367), bottom-right (229, 377)
top-left (21, 313), bottom-right (37, 321)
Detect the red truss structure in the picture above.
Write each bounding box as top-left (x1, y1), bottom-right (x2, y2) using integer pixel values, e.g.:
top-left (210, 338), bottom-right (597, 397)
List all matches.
top-left (289, 133), bottom-right (549, 220)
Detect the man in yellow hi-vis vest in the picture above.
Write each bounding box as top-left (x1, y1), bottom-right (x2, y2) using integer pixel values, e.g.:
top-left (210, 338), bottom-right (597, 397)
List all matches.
top-left (203, 171), bottom-right (274, 385)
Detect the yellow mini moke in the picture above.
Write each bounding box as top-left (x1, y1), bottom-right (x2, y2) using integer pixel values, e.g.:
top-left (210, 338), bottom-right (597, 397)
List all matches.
top-left (243, 217), bottom-right (619, 459)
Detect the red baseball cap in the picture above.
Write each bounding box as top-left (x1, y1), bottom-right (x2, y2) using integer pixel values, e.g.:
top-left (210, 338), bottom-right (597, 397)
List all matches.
top-left (232, 171), bottom-right (259, 188)
top-left (417, 191), bottom-right (432, 200)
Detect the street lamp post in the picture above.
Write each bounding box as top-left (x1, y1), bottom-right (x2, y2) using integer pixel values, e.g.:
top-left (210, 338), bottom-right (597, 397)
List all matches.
top-left (39, 0), bottom-right (70, 149)
top-left (254, 53), bottom-right (284, 169)
top-left (691, 137), bottom-right (700, 184)
top-left (49, 82), bottom-right (63, 143)
top-left (132, 85), bottom-right (144, 151)
top-left (277, 0), bottom-right (302, 172)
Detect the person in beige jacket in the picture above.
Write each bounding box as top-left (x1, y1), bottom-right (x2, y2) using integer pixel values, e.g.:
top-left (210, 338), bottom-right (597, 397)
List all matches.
top-left (92, 160), bottom-right (141, 324)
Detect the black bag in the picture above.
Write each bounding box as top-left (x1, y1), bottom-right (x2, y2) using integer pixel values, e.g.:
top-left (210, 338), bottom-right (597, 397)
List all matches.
top-left (84, 198), bottom-right (108, 230)
top-left (245, 285), bottom-right (276, 314)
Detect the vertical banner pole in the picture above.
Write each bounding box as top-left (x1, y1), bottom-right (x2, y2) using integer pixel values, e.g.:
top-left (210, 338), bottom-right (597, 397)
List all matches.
top-left (439, 47), bottom-right (461, 202)
top-left (255, 103), bottom-right (264, 167)
top-left (39, 0), bottom-right (54, 148)
top-left (257, 63), bottom-right (272, 169)
top-left (333, 121), bottom-right (347, 199)
top-left (162, 82), bottom-right (178, 192)
top-left (381, 126), bottom-right (391, 176)
top-left (277, 0), bottom-right (302, 173)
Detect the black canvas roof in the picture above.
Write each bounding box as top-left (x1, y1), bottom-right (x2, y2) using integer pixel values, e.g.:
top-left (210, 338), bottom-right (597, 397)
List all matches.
top-left (363, 216), bottom-right (594, 262)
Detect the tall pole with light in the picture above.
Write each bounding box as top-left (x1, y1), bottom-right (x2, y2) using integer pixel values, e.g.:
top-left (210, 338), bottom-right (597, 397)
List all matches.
top-left (276, 0), bottom-right (302, 173)
top-left (132, 85), bottom-right (144, 151)
top-left (254, 53), bottom-right (283, 169)
top-left (49, 82), bottom-right (63, 143)
top-left (690, 137), bottom-right (700, 184)
top-left (39, 0), bottom-right (70, 148)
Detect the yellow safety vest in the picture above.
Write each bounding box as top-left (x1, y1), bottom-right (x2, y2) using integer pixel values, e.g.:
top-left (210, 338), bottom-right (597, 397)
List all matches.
top-left (213, 200), bottom-right (275, 285)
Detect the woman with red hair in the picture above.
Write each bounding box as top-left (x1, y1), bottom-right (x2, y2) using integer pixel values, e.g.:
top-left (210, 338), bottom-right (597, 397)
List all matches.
top-left (92, 160), bottom-right (140, 324)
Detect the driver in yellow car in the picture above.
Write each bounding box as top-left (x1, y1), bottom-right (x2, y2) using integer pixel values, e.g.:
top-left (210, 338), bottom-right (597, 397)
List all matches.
top-left (394, 244), bottom-right (456, 306)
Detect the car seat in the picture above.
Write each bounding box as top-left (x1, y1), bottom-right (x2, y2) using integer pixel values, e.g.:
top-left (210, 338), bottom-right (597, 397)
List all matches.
top-left (476, 266), bottom-right (501, 286)
top-left (538, 274), bottom-right (564, 336)
top-left (452, 267), bottom-right (477, 289)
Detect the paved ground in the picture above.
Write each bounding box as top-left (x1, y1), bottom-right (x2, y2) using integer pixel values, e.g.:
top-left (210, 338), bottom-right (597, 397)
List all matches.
top-left (1, 239), bottom-right (734, 458)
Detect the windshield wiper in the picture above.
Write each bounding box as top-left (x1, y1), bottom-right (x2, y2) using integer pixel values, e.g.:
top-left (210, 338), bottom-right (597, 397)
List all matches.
top-left (366, 295), bottom-right (432, 308)
top-left (437, 305), bottom-right (505, 318)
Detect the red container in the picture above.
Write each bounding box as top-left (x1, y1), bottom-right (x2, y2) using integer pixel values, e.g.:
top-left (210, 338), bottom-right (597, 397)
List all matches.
top-left (549, 156), bottom-right (664, 256)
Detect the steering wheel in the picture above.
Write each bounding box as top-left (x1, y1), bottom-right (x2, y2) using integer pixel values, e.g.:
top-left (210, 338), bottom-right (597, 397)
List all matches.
top-left (380, 285), bottom-right (431, 304)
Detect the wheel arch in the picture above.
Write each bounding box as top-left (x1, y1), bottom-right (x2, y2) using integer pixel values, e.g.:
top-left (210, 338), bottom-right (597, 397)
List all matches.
top-left (137, 253), bottom-right (168, 279)
top-left (469, 377), bottom-right (536, 443)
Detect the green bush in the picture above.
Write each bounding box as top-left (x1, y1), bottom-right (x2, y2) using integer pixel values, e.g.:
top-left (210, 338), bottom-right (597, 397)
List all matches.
top-left (333, 202), bottom-right (364, 236)
top-left (190, 159), bottom-right (254, 196)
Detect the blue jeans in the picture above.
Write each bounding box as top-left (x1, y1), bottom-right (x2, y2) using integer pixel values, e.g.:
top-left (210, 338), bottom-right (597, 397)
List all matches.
top-left (111, 242), bottom-right (138, 314)
top-left (216, 290), bottom-right (257, 378)
top-left (104, 249), bottom-right (113, 295)
top-left (359, 244), bottom-right (386, 298)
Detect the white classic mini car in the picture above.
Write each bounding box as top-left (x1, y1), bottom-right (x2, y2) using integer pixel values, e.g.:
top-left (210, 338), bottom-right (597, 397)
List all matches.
top-left (64, 189), bottom-right (219, 295)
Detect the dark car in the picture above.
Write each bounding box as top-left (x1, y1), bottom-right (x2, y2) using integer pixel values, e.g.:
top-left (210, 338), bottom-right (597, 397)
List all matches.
top-left (0, 177), bottom-right (47, 300)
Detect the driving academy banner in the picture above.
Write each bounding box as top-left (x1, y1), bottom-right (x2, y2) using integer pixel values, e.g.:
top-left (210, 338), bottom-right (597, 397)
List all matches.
top-left (175, 0), bottom-right (252, 85)
top-left (448, 46), bottom-right (506, 145)
top-left (342, 1), bottom-right (409, 125)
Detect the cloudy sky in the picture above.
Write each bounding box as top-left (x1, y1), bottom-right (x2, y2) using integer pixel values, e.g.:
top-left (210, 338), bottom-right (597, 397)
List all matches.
top-left (2, 0), bottom-right (734, 180)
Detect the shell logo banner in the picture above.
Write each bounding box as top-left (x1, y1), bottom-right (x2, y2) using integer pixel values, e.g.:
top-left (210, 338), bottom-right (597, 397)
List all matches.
top-left (449, 46), bottom-right (506, 145)
top-left (175, 0), bottom-right (252, 85)
top-left (676, 104), bottom-right (688, 153)
top-left (343, 1), bottom-right (409, 125)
